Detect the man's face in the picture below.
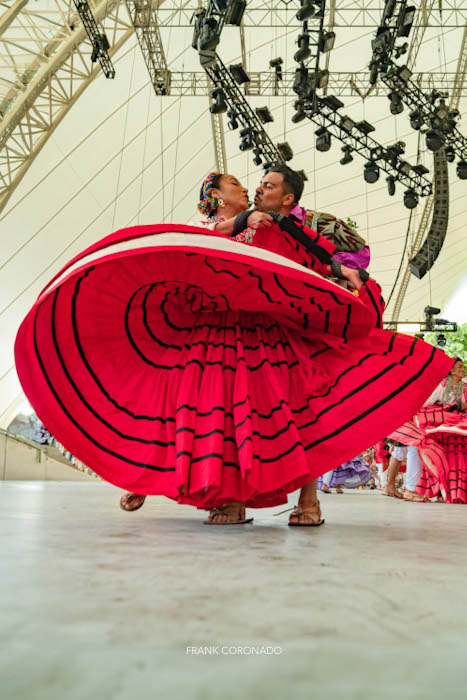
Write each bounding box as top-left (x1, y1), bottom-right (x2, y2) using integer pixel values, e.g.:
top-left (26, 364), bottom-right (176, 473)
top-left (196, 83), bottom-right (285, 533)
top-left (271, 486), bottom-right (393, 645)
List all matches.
top-left (254, 171), bottom-right (294, 214)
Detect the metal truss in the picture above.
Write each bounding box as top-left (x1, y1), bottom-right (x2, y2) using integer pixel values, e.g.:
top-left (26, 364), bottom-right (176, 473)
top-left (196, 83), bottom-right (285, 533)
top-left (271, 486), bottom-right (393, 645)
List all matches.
top-left (406, 0), bottom-right (437, 70)
top-left (0, 0), bottom-right (134, 215)
top-left (153, 1), bottom-right (467, 28)
top-left (156, 70), bottom-right (462, 96)
top-left (125, 0), bottom-right (170, 95)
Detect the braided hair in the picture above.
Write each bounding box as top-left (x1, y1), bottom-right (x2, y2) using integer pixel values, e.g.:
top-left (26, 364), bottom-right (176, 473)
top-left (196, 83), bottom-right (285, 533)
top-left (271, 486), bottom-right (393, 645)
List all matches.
top-left (198, 171), bottom-right (223, 217)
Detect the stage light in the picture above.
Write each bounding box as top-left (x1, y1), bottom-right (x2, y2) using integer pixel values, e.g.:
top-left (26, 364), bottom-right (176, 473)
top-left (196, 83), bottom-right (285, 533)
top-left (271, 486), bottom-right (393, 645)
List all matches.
top-left (315, 127), bottom-right (331, 152)
top-left (255, 106), bottom-right (274, 124)
top-left (291, 100), bottom-right (306, 123)
top-left (210, 88), bottom-right (227, 114)
top-left (191, 8), bottom-right (204, 49)
top-left (293, 66), bottom-right (309, 96)
top-left (364, 161), bottom-right (380, 184)
top-left (269, 57), bottom-right (283, 81)
top-left (340, 146), bottom-right (353, 165)
top-left (369, 62), bottom-right (379, 85)
top-left (397, 5), bottom-right (416, 38)
top-left (444, 146), bottom-right (455, 163)
top-left (394, 42), bottom-right (408, 59)
top-left (322, 95), bottom-right (344, 111)
top-left (277, 142), bottom-right (294, 161)
top-left (396, 64), bottom-right (412, 81)
top-left (456, 160), bottom-right (467, 179)
top-left (229, 63), bottom-right (250, 84)
top-left (225, 0), bottom-right (246, 26)
top-left (313, 69), bottom-right (329, 90)
top-left (91, 33), bottom-right (110, 62)
top-left (296, 0), bottom-right (317, 22)
top-left (227, 110), bottom-right (238, 130)
top-left (253, 148), bottom-right (262, 167)
top-left (355, 120), bottom-right (375, 136)
top-left (412, 164), bottom-right (429, 176)
top-left (403, 188), bottom-right (418, 209)
top-left (319, 31), bottom-right (336, 53)
top-left (340, 115), bottom-right (355, 132)
top-left (239, 128), bottom-right (254, 151)
top-left (382, 0), bottom-right (397, 21)
top-left (426, 129), bottom-right (445, 152)
top-left (398, 160), bottom-right (412, 175)
top-left (409, 109), bottom-right (423, 130)
top-left (388, 91), bottom-right (404, 115)
top-left (437, 333), bottom-right (447, 347)
top-left (386, 175), bottom-right (396, 196)
top-left (372, 27), bottom-right (391, 52)
top-left (294, 34), bottom-right (311, 63)
top-left (198, 18), bottom-right (220, 51)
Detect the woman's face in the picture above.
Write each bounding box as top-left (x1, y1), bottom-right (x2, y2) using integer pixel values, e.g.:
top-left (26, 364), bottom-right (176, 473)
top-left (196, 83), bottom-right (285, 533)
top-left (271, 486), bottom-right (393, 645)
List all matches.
top-left (213, 175), bottom-right (249, 211)
top-left (451, 360), bottom-right (466, 379)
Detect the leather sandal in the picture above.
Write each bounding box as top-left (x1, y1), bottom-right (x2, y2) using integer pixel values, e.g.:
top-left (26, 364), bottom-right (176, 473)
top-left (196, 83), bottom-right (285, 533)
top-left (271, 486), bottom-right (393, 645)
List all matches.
top-left (288, 503), bottom-right (325, 527)
top-left (120, 493), bottom-right (146, 511)
top-left (403, 490), bottom-right (429, 502)
top-left (204, 503), bottom-right (253, 525)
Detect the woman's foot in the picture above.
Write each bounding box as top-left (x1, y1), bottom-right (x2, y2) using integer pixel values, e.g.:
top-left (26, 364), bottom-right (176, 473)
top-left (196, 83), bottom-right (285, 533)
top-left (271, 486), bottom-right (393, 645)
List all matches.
top-left (204, 502), bottom-right (253, 525)
top-left (383, 485), bottom-right (403, 499)
top-left (288, 499), bottom-right (324, 526)
top-left (120, 493), bottom-right (146, 511)
top-left (335, 485), bottom-right (344, 494)
top-left (403, 490), bottom-right (429, 502)
top-left (321, 484), bottom-right (332, 494)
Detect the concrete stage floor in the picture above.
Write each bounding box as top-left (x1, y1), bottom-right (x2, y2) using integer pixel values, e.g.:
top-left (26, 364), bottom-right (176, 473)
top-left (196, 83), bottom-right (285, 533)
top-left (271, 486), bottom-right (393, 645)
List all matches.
top-left (1, 482), bottom-right (466, 700)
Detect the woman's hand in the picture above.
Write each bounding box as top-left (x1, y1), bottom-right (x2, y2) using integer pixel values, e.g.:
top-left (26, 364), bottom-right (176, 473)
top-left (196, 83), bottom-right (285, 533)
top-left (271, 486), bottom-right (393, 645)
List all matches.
top-left (340, 265), bottom-right (364, 290)
top-left (247, 211), bottom-right (274, 229)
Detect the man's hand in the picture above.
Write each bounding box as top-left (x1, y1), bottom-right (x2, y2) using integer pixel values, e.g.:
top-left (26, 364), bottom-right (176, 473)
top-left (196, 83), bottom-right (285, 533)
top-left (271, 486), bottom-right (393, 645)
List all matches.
top-left (247, 211), bottom-right (274, 229)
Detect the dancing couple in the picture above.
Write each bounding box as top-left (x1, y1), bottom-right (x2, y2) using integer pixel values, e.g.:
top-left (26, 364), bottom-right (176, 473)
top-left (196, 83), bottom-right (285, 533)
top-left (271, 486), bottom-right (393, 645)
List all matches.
top-left (15, 166), bottom-right (454, 526)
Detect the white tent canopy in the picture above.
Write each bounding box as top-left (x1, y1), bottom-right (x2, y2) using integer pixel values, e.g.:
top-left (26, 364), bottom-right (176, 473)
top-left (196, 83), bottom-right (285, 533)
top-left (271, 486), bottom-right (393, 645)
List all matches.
top-left (1, 0), bottom-right (466, 427)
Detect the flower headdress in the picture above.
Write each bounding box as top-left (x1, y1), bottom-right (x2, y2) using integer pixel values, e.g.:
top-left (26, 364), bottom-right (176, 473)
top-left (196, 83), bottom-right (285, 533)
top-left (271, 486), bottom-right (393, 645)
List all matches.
top-left (198, 171), bottom-right (222, 217)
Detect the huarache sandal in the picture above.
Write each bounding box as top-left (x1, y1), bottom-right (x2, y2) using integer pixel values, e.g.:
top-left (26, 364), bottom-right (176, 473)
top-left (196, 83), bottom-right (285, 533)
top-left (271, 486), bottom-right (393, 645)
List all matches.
top-left (288, 503), bottom-right (325, 527)
top-left (120, 493), bottom-right (146, 511)
top-left (204, 504), bottom-right (253, 525)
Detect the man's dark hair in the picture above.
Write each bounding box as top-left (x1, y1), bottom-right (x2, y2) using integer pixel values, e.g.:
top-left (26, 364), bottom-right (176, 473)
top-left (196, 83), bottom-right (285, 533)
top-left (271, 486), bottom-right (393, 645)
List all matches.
top-left (266, 165), bottom-right (304, 204)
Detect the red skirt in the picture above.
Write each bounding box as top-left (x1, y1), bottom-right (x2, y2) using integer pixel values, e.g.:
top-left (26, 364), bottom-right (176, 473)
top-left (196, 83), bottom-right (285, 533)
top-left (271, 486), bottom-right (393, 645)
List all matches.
top-left (15, 224), bottom-right (453, 508)
top-left (390, 407), bottom-right (467, 503)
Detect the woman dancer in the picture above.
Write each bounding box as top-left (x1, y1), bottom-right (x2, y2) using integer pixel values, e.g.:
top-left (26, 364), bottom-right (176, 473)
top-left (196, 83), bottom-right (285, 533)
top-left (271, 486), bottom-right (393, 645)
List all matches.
top-left (15, 170), bottom-right (454, 525)
top-left (389, 358), bottom-right (467, 503)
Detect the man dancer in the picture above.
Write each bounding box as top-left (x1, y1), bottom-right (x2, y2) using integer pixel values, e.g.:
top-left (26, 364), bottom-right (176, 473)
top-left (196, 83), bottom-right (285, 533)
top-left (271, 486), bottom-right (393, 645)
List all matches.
top-left (384, 445), bottom-right (428, 502)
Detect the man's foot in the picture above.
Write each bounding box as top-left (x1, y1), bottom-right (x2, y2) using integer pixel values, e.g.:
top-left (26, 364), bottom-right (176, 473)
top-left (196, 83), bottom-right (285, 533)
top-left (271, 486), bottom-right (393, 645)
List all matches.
top-left (288, 500), bottom-right (324, 527)
top-left (321, 484), bottom-right (332, 494)
top-left (383, 486), bottom-right (403, 499)
top-left (204, 502), bottom-right (253, 525)
top-left (403, 490), bottom-right (429, 502)
top-left (120, 493), bottom-right (146, 511)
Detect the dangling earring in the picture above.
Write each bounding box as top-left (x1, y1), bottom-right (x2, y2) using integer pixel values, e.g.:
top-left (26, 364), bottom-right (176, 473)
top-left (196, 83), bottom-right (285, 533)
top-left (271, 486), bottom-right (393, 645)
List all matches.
top-left (218, 198), bottom-right (225, 208)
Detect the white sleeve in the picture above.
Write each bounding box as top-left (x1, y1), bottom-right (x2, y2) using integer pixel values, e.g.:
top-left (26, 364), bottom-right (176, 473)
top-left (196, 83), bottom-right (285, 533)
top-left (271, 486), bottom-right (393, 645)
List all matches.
top-left (189, 219), bottom-right (218, 231)
top-left (423, 382), bottom-right (444, 406)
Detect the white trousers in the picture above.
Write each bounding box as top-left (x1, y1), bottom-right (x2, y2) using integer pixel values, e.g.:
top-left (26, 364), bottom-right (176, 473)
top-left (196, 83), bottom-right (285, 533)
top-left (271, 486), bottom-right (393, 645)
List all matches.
top-left (391, 445), bottom-right (423, 491)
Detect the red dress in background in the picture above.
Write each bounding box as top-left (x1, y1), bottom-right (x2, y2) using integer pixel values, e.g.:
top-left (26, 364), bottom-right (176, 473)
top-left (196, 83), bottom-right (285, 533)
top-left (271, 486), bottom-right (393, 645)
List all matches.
top-left (15, 222), bottom-right (453, 508)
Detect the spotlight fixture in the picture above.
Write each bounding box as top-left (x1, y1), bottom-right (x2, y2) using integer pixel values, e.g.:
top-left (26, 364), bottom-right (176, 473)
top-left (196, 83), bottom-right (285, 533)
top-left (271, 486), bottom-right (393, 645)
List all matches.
top-left (340, 115), bottom-right (355, 132)
top-left (315, 127), bottom-right (331, 152)
top-left (409, 109), bottom-right (423, 130)
top-left (388, 91), bottom-right (404, 115)
top-left (386, 175), bottom-right (396, 196)
top-left (227, 110), bottom-right (239, 130)
top-left (382, 0), bottom-right (397, 21)
top-left (229, 63), bottom-right (250, 84)
top-left (396, 64), bottom-right (412, 81)
top-left (313, 69), bottom-right (329, 90)
top-left (456, 160), bottom-right (467, 179)
top-left (372, 26), bottom-right (391, 52)
top-left (319, 31), bottom-right (336, 53)
top-left (252, 148), bottom-right (262, 167)
top-left (255, 106), bottom-right (274, 124)
top-left (269, 57), bottom-right (283, 81)
top-left (296, 0), bottom-right (317, 22)
top-left (276, 142), bottom-right (294, 161)
top-left (355, 120), bottom-right (375, 135)
top-left (437, 333), bottom-right (447, 347)
top-left (364, 161), bottom-right (380, 184)
top-left (426, 129), bottom-right (445, 152)
top-left (91, 33), bottom-right (110, 63)
top-left (340, 146), bottom-right (353, 165)
top-left (396, 5), bottom-right (416, 38)
top-left (293, 66), bottom-right (309, 97)
top-left (294, 34), bottom-right (311, 63)
top-left (239, 127), bottom-right (254, 151)
top-left (398, 160), bottom-right (412, 175)
top-left (394, 42), bottom-right (408, 59)
top-left (403, 188), bottom-right (418, 209)
top-left (412, 164), bottom-right (429, 176)
top-left (225, 0), bottom-right (246, 26)
top-left (198, 18), bottom-right (220, 51)
top-left (210, 88), bottom-right (227, 114)
top-left (291, 100), bottom-right (306, 123)
top-left (444, 145), bottom-right (455, 163)
top-left (369, 62), bottom-right (379, 85)
top-left (322, 95), bottom-right (344, 112)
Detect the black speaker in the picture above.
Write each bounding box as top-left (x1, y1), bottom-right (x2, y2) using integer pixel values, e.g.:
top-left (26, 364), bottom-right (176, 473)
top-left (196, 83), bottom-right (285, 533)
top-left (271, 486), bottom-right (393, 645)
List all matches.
top-left (409, 149), bottom-right (449, 279)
